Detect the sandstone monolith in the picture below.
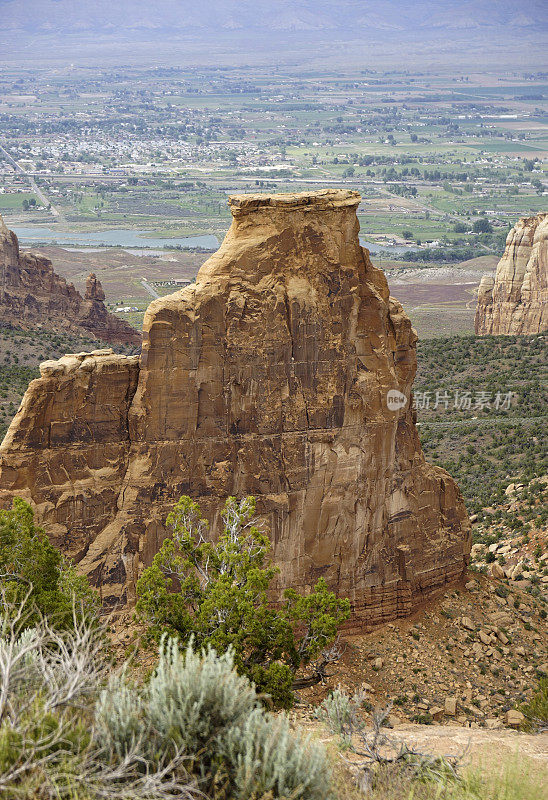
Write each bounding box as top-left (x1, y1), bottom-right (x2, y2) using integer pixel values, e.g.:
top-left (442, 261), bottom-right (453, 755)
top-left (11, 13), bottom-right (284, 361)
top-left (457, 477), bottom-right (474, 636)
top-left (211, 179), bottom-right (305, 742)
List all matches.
top-left (475, 212), bottom-right (547, 335)
top-left (0, 190), bottom-right (470, 625)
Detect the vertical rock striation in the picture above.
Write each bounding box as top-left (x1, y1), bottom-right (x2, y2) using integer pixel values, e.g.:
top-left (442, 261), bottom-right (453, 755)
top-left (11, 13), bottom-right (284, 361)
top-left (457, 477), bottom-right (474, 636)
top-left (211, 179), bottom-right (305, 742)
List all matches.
top-left (475, 212), bottom-right (548, 336)
top-left (0, 191), bottom-right (470, 625)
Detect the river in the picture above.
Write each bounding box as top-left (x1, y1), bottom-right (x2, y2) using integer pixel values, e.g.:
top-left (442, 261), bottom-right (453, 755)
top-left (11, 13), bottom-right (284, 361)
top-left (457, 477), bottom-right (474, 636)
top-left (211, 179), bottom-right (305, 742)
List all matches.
top-left (11, 225), bottom-right (416, 257)
top-left (11, 225), bottom-right (219, 250)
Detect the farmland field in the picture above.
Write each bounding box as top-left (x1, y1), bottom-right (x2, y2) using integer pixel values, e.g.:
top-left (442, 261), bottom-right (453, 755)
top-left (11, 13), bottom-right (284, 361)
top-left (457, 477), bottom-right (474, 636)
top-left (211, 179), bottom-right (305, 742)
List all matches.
top-left (0, 64), bottom-right (545, 337)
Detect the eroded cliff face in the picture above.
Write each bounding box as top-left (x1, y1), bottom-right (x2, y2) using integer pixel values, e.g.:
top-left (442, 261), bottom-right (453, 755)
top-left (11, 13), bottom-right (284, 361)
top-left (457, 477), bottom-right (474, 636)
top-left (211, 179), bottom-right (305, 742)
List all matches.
top-left (475, 212), bottom-right (548, 336)
top-left (0, 216), bottom-right (141, 345)
top-left (0, 349), bottom-right (140, 576)
top-left (0, 191), bottom-right (470, 626)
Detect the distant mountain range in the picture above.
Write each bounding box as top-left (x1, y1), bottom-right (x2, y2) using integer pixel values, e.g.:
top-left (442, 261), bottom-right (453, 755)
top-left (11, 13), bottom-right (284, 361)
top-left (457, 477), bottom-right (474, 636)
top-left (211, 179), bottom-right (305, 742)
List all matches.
top-left (2, 0), bottom-right (546, 34)
top-left (1, 0), bottom-right (546, 67)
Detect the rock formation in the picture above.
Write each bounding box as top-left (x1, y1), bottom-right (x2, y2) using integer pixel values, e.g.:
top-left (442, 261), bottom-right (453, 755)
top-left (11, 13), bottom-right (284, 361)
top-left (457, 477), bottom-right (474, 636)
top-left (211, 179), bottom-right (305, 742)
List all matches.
top-left (0, 214), bottom-right (140, 345)
top-left (475, 212), bottom-right (548, 336)
top-left (85, 273), bottom-right (106, 302)
top-left (0, 190), bottom-right (470, 627)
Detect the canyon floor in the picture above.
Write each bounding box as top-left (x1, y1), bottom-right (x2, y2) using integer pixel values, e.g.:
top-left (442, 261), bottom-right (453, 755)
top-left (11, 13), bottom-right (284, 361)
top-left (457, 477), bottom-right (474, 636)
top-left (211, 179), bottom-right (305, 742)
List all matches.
top-left (319, 723), bottom-right (548, 799)
top-left (26, 244), bottom-right (494, 340)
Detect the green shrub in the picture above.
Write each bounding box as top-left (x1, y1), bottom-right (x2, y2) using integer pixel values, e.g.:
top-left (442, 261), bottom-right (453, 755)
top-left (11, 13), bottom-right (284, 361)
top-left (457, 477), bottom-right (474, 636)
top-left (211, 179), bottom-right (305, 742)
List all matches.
top-left (225, 707), bottom-right (330, 800)
top-left (1, 603), bottom-right (332, 799)
top-left (519, 677), bottom-right (548, 732)
top-left (0, 605), bottom-right (104, 799)
top-left (315, 686), bottom-right (365, 745)
top-left (97, 637), bottom-right (333, 800)
top-left (411, 713), bottom-right (433, 725)
top-left (0, 498), bottom-right (99, 629)
top-left (136, 495), bottom-right (350, 708)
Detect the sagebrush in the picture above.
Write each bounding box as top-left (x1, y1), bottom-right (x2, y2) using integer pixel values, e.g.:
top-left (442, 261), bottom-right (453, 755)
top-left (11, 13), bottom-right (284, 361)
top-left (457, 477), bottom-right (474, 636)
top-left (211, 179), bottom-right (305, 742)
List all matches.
top-left (0, 598), bottom-right (333, 800)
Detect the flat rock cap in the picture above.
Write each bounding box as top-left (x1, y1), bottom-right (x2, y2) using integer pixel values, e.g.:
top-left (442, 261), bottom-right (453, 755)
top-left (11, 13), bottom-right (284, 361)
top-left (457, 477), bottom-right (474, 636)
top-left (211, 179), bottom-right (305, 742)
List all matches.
top-left (228, 188), bottom-right (361, 216)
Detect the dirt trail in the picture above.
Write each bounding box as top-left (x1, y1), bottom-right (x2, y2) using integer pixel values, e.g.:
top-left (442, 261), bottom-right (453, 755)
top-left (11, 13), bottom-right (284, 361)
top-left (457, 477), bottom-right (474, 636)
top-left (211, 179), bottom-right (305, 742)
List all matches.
top-left (390, 724), bottom-right (548, 766)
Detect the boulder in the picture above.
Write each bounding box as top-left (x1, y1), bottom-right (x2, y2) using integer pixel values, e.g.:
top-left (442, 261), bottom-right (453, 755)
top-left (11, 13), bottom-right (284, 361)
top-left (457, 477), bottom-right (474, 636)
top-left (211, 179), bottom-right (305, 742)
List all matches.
top-left (478, 630), bottom-right (492, 646)
top-left (488, 562), bottom-right (505, 579)
top-left (510, 562), bottom-right (525, 580)
top-left (496, 629), bottom-right (509, 645)
top-left (505, 709), bottom-right (525, 729)
top-left (444, 697), bottom-right (457, 716)
top-left (429, 706), bottom-right (444, 722)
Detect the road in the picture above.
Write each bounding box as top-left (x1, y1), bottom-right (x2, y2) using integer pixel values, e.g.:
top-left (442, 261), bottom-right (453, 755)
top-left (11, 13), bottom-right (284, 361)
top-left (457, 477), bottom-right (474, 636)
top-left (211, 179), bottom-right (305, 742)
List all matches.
top-left (140, 278), bottom-right (160, 299)
top-left (0, 143), bottom-right (65, 222)
top-left (29, 178), bottom-right (59, 216)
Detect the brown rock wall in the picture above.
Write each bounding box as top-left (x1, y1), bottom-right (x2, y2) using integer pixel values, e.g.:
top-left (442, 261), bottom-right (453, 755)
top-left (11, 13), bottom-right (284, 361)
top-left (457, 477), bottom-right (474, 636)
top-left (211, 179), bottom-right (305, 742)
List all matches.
top-left (0, 349), bottom-right (140, 596)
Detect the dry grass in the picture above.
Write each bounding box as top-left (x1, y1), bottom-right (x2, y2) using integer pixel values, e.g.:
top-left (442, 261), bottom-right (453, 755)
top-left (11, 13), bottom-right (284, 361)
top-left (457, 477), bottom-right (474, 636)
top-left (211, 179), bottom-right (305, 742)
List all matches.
top-left (328, 752), bottom-right (547, 800)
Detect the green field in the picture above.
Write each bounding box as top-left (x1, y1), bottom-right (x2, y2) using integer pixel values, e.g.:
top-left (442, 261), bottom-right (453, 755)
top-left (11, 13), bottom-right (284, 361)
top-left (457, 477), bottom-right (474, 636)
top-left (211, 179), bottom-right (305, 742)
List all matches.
top-left (0, 65), bottom-right (545, 251)
top-left (0, 191), bottom-right (37, 210)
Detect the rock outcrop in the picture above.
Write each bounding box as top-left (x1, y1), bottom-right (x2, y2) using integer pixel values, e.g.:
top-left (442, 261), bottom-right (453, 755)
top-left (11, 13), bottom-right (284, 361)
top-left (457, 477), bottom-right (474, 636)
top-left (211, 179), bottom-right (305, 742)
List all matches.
top-left (0, 190), bottom-right (470, 626)
top-left (475, 212), bottom-right (548, 336)
top-left (0, 215), bottom-right (140, 345)
top-left (85, 273), bottom-right (106, 302)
